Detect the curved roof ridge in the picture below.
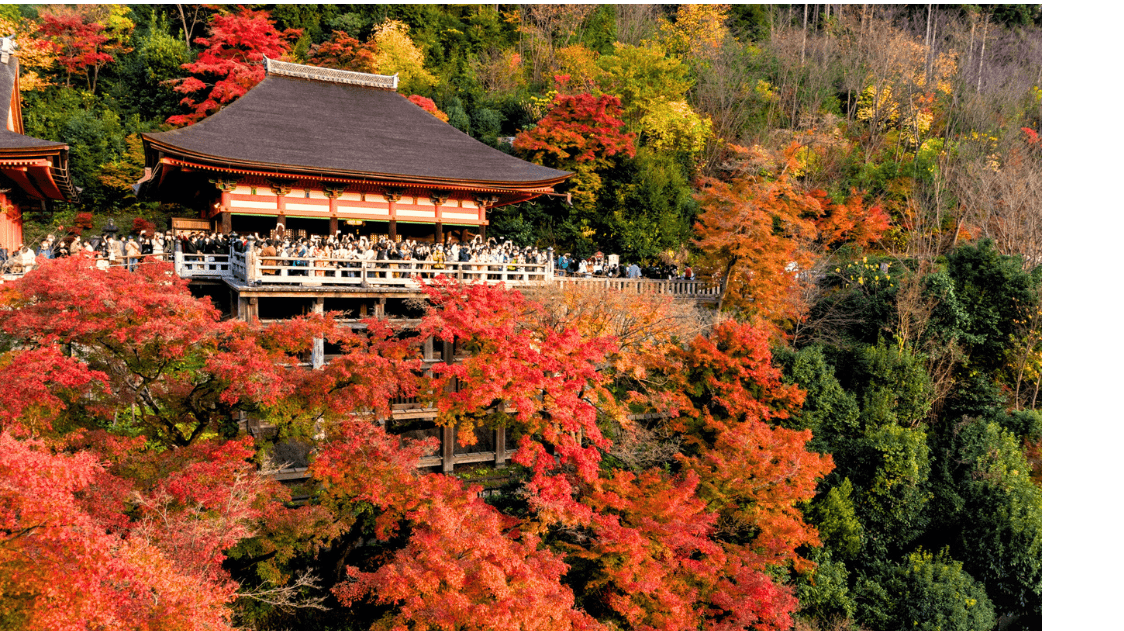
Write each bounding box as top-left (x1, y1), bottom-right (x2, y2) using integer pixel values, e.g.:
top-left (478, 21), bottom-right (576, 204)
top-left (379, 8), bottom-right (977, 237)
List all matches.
top-left (263, 57), bottom-right (398, 90)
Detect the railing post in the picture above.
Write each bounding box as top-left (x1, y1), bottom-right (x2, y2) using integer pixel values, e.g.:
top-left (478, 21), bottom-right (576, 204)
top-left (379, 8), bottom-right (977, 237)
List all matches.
top-left (546, 247), bottom-right (554, 282)
top-left (174, 251), bottom-right (183, 277)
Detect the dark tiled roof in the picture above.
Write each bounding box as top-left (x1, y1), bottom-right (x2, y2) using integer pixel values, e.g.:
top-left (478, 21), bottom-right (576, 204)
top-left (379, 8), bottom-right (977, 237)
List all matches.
top-left (0, 42), bottom-right (76, 201)
top-left (145, 64), bottom-right (570, 188)
top-left (0, 50), bottom-right (65, 152)
top-left (0, 127), bottom-right (66, 151)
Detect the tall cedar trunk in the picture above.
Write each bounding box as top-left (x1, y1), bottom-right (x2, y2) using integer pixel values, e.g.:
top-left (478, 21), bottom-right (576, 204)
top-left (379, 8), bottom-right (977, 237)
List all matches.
top-left (967, 13), bottom-right (976, 82)
top-left (977, 13), bottom-right (989, 93)
top-left (924, 4), bottom-right (933, 86)
top-left (801, 4), bottom-right (808, 65)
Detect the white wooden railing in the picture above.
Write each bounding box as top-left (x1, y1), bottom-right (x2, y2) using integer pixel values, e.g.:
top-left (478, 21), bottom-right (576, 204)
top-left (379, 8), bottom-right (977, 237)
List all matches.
top-left (3, 249), bottom-right (720, 300)
top-left (230, 250), bottom-right (553, 287)
top-left (174, 252), bottom-right (231, 278)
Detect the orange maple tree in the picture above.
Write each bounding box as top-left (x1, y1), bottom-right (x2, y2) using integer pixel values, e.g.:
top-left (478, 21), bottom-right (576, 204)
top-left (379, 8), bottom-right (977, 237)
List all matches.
top-left (694, 144), bottom-right (889, 335)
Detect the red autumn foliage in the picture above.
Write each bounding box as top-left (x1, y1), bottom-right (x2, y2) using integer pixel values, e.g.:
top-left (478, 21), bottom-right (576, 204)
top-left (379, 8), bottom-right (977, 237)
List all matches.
top-left (306, 29), bottom-right (368, 71)
top-left (419, 277), bottom-right (617, 525)
top-left (663, 320), bottom-right (833, 571)
top-left (0, 258), bottom-right (832, 629)
top-left (168, 7), bottom-right (301, 126)
top-left (576, 468), bottom-right (800, 630)
top-left (312, 420), bottom-right (599, 631)
top-left (810, 189), bottom-right (891, 251)
top-left (0, 430), bottom-right (267, 630)
top-left (407, 94), bottom-right (451, 122)
top-left (0, 255), bottom-right (333, 447)
top-left (0, 345), bottom-right (107, 436)
top-left (410, 280), bottom-right (826, 629)
top-left (131, 217), bottom-right (156, 237)
top-left (694, 171), bottom-right (820, 332)
top-left (514, 93), bottom-right (636, 170)
top-left (37, 10), bottom-right (123, 92)
top-left (69, 211), bottom-right (94, 236)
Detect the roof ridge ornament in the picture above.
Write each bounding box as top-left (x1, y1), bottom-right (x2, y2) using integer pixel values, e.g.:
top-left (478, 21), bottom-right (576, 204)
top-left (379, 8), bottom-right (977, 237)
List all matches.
top-left (1, 37), bottom-right (16, 65)
top-left (262, 56), bottom-right (398, 91)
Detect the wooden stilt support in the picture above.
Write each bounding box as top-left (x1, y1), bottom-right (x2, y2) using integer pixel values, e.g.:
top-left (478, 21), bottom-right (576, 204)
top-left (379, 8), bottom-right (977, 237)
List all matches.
top-left (442, 425), bottom-right (455, 474)
top-left (311, 298), bottom-right (324, 369)
top-left (494, 425), bottom-right (506, 468)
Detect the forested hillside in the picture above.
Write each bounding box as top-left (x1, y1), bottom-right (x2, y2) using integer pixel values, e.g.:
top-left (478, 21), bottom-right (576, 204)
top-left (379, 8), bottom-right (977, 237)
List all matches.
top-left (0, 5), bottom-right (1041, 631)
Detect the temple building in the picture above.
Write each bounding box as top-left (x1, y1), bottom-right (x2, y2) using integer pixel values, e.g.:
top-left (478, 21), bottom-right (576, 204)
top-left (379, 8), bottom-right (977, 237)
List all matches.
top-left (0, 37), bottom-right (79, 252)
top-left (136, 58), bottom-right (570, 243)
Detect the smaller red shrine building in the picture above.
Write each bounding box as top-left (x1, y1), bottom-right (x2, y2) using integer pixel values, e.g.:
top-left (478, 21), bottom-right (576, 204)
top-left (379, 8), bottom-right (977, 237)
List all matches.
top-left (137, 58), bottom-right (570, 242)
top-left (0, 38), bottom-right (79, 252)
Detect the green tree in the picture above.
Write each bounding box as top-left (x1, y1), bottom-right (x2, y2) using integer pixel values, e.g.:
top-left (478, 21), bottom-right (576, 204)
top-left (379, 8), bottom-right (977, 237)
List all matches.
top-left (596, 41), bottom-right (692, 133)
top-left (22, 88), bottom-right (126, 210)
top-left (941, 239), bottom-right (1041, 388)
top-left (103, 13), bottom-right (193, 123)
top-left (855, 550), bottom-right (996, 631)
top-left (927, 418), bottom-right (1042, 627)
top-left (596, 148), bottom-right (697, 261)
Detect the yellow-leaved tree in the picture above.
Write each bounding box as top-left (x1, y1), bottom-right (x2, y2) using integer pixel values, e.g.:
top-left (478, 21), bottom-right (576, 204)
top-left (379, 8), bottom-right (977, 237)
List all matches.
top-left (0, 15), bottom-right (59, 91)
top-left (658, 4), bottom-right (731, 63)
top-left (365, 20), bottom-right (436, 93)
top-left (306, 20), bottom-right (435, 94)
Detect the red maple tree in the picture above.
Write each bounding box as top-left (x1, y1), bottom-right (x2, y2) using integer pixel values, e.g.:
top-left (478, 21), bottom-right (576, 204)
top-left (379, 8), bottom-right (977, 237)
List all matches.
top-left (407, 94), bottom-right (450, 122)
top-left (306, 29), bottom-right (369, 71)
top-left (37, 10), bottom-right (128, 92)
top-left (312, 420), bottom-right (600, 631)
top-left (168, 7), bottom-right (301, 126)
top-left (0, 429), bottom-right (285, 630)
top-left (514, 91), bottom-right (636, 170)
top-left (0, 254), bottom-right (334, 447)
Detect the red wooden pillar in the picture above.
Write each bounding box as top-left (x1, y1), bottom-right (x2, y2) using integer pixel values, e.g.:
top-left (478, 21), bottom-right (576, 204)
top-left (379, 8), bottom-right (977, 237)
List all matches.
top-left (473, 194), bottom-right (491, 241)
top-left (212, 178), bottom-right (239, 234)
top-left (430, 192), bottom-right (448, 245)
top-left (326, 185), bottom-right (346, 237)
top-left (270, 180), bottom-right (293, 240)
top-left (0, 192), bottom-right (21, 251)
top-left (385, 189), bottom-right (402, 241)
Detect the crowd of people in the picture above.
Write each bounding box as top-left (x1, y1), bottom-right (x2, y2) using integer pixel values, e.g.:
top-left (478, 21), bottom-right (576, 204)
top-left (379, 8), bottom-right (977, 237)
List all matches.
top-left (223, 231), bottom-right (552, 281)
top-left (0, 232), bottom-right (169, 274)
top-left (2, 227), bottom-right (699, 282)
top-left (553, 252), bottom-right (695, 280)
